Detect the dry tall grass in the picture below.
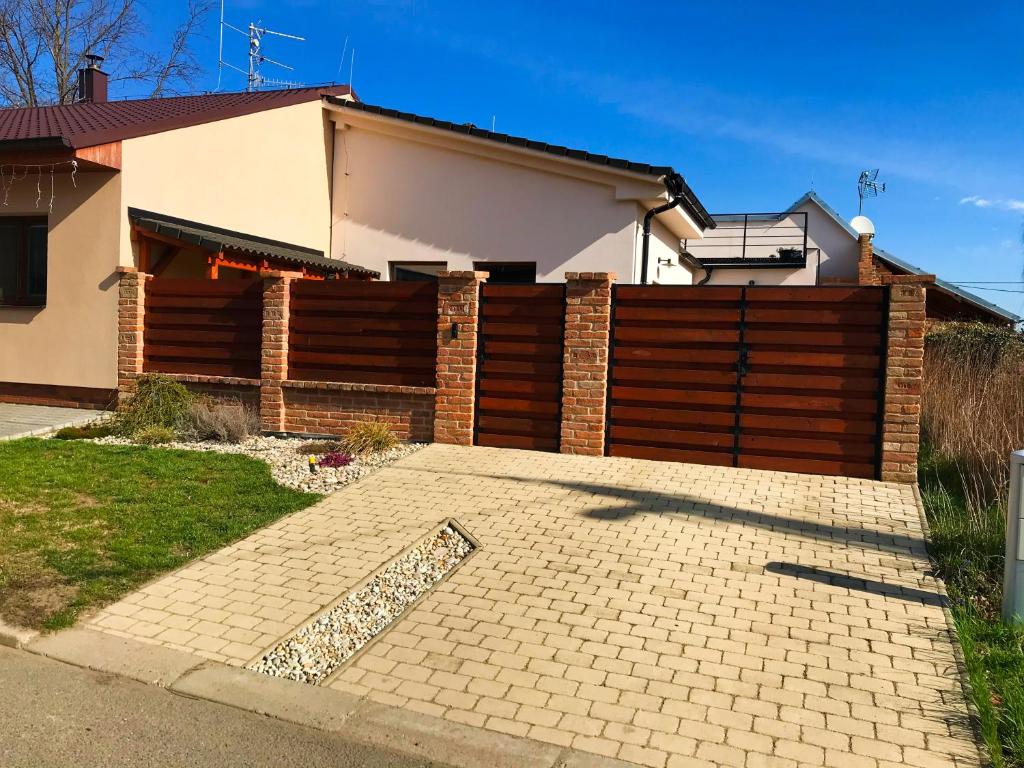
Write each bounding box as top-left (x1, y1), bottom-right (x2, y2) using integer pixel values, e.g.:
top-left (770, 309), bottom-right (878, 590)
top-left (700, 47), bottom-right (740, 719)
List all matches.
top-left (923, 322), bottom-right (1024, 510)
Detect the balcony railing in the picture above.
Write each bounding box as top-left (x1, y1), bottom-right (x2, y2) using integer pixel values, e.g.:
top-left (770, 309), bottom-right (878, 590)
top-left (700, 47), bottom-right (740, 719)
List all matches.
top-left (683, 211), bottom-right (808, 268)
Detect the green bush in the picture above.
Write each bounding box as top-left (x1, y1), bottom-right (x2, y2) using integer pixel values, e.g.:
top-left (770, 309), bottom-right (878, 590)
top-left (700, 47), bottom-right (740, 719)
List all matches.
top-left (114, 375), bottom-right (194, 437)
top-left (53, 422), bottom-right (114, 440)
top-left (340, 421), bottom-right (399, 455)
top-left (131, 425), bottom-right (176, 445)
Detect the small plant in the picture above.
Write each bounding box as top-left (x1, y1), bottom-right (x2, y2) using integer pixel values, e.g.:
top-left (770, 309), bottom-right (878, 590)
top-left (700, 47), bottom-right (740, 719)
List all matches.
top-left (296, 440), bottom-right (343, 456)
top-left (340, 420), bottom-right (399, 455)
top-left (115, 374), bottom-right (194, 437)
top-left (318, 451), bottom-right (353, 468)
top-left (131, 425), bottom-right (176, 445)
top-left (183, 399), bottom-right (258, 443)
top-left (53, 422), bottom-right (114, 440)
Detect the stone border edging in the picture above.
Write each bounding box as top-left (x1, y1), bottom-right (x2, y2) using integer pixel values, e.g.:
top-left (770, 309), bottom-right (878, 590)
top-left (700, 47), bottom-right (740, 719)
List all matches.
top-left (909, 484), bottom-right (987, 767)
top-left (0, 618), bottom-right (38, 648)
top-left (20, 628), bottom-right (641, 768)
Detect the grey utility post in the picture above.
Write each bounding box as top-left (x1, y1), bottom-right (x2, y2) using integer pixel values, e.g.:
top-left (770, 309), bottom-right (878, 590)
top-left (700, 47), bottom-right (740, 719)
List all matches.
top-left (1003, 451), bottom-right (1024, 623)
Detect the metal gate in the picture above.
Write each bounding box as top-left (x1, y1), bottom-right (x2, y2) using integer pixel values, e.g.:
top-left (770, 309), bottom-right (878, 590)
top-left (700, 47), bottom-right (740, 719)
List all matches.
top-left (473, 284), bottom-right (566, 452)
top-left (606, 285), bottom-right (888, 479)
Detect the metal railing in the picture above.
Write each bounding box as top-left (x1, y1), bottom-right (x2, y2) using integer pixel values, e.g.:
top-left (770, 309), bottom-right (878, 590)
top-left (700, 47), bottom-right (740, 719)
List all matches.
top-left (683, 210), bottom-right (809, 266)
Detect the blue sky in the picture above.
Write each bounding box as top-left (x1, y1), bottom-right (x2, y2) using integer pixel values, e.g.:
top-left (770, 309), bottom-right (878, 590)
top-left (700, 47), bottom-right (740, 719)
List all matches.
top-left (141, 0), bottom-right (1024, 314)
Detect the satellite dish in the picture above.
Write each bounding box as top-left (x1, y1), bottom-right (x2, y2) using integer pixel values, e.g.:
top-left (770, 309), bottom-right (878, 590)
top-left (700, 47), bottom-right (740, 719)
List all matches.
top-left (850, 215), bottom-right (875, 236)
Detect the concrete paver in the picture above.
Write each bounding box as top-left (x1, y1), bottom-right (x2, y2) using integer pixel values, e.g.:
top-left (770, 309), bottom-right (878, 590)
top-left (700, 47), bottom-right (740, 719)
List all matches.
top-left (0, 402), bottom-right (106, 440)
top-left (86, 444), bottom-right (979, 767)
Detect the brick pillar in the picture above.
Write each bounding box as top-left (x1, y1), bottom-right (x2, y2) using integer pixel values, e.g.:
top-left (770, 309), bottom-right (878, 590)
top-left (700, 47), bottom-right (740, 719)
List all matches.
top-left (880, 274), bottom-right (933, 483)
top-left (434, 271), bottom-right (487, 445)
top-left (260, 273), bottom-right (293, 433)
top-left (116, 267), bottom-right (147, 404)
top-left (561, 272), bottom-right (615, 456)
top-left (858, 233), bottom-right (880, 286)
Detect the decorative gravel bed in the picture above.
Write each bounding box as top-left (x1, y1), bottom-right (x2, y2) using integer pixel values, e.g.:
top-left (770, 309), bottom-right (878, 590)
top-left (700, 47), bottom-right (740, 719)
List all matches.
top-left (251, 524), bottom-right (474, 685)
top-left (87, 435), bottom-right (423, 494)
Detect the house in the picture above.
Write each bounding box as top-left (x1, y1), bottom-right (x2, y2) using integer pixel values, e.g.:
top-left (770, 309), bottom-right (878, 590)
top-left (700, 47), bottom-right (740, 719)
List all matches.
top-left (678, 191), bottom-right (1018, 326)
top-left (0, 65), bottom-right (718, 410)
top-left (0, 61), bottom-right (1010, 411)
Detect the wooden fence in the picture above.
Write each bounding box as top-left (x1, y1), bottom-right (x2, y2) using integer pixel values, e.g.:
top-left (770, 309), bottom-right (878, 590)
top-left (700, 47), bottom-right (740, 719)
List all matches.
top-left (288, 281), bottom-right (438, 387)
top-left (143, 278), bottom-right (263, 378)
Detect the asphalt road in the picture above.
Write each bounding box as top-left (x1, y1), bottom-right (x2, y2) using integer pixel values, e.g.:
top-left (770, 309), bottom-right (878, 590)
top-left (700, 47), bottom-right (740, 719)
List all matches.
top-left (0, 646), bottom-right (453, 768)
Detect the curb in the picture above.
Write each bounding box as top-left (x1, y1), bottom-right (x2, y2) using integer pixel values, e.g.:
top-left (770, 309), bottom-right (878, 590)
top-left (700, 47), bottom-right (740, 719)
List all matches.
top-left (22, 628), bottom-right (641, 768)
top-left (0, 618), bottom-right (38, 649)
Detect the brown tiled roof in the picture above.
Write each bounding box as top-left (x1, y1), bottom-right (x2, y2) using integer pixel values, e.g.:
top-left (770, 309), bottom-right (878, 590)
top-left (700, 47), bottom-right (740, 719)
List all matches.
top-left (0, 85), bottom-right (352, 149)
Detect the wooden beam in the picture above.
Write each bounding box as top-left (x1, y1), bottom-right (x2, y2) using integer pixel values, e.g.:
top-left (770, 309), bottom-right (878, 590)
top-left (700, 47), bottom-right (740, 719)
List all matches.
top-left (150, 246), bottom-right (180, 278)
top-left (138, 238), bottom-right (151, 273)
top-left (206, 253), bottom-right (220, 280)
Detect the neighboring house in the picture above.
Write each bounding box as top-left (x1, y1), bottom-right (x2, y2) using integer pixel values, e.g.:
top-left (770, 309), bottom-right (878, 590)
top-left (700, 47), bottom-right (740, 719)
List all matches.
top-left (680, 191), bottom-right (1017, 325)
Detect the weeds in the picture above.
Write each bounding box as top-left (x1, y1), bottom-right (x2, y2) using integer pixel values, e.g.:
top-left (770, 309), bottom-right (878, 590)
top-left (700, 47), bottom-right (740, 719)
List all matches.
top-left (183, 399), bottom-right (258, 444)
top-left (114, 375), bottom-right (194, 437)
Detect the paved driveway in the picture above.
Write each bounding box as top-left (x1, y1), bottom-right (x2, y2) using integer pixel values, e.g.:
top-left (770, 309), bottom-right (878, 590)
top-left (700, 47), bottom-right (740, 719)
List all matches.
top-left (88, 444), bottom-right (977, 768)
top-left (0, 403), bottom-right (106, 440)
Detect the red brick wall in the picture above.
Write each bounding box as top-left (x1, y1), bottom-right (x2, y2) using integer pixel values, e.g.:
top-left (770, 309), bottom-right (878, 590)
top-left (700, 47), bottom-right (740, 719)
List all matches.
top-left (283, 382), bottom-right (434, 441)
top-left (434, 271), bottom-right (486, 446)
top-left (117, 267), bottom-right (147, 403)
top-left (561, 272), bottom-right (614, 456)
top-left (880, 278), bottom-right (928, 483)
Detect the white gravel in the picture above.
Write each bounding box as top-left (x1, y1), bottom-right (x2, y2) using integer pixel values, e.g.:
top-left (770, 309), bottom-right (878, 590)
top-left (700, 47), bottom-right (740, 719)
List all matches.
top-left (250, 525), bottom-right (473, 684)
top-left (87, 434), bottom-right (423, 494)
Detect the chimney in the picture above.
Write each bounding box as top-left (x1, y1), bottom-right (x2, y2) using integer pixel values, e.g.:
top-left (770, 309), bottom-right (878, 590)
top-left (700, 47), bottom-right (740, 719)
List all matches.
top-left (850, 215), bottom-right (879, 286)
top-left (77, 53), bottom-right (108, 103)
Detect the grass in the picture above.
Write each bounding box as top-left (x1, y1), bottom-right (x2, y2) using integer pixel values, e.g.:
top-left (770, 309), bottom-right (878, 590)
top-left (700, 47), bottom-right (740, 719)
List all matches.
top-left (0, 439), bottom-right (319, 632)
top-left (920, 446), bottom-right (1024, 767)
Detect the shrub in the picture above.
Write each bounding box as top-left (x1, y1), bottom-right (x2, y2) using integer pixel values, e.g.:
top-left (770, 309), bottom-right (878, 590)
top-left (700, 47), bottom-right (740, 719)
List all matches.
top-left (318, 451), bottom-right (353, 468)
top-left (115, 375), bottom-right (194, 437)
top-left (131, 425), bottom-right (176, 445)
top-left (53, 422), bottom-right (114, 440)
top-left (340, 420), bottom-right (399, 455)
top-left (295, 440), bottom-right (343, 456)
top-left (922, 321), bottom-right (1024, 511)
top-left (182, 399), bottom-right (259, 444)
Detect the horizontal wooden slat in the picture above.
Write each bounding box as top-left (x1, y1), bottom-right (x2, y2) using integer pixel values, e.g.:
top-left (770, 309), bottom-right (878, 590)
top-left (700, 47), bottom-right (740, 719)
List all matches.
top-left (146, 278), bottom-right (262, 296)
top-left (482, 302), bottom-right (565, 319)
top-left (737, 454), bottom-right (876, 479)
top-left (477, 396), bottom-right (559, 417)
top-left (481, 340), bottom-right (563, 358)
top-left (610, 405), bottom-right (736, 429)
top-left (744, 286), bottom-right (884, 304)
top-left (477, 378), bottom-right (561, 397)
top-left (614, 306), bottom-right (741, 323)
top-left (743, 329), bottom-right (880, 347)
top-left (145, 344), bottom-right (259, 361)
top-left (290, 297), bottom-right (437, 316)
top-left (611, 367), bottom-right (736, 387)
top-left (475, 432), bottom-right (559, 451)
top-left (145, 295), bottom-right (260, 310)
top-left (608, 443), bottom-right (734, 467)
top-left (482, 285), bottom-right (565, 299)
top-left (145, 328), bottom-right (261, 344)
top-left (480, 359), bottom-right (562, 377)
top-left (741, 372), bottom-right (879, 392)
top-left (614, 347), bottom-right (740, 365)
top-left (615, 327), bottom-right (741, 344)
top-left (144, 311), bottom-right (261, 328)
top-left (615, 286), bottom-right (742, 302)
top-left (739, 434), bottom-right (876, 459)
top-left (288, 368), bottom-right (435, 387)
top-left (292, 281), bottom-right (437, 300)
top-left (609, 425), bottom-right (734, 449)
top-left (290, 333), bottom-right (435, 353)
top-left (745, 308), bottom-right (882, 326)
top-left (476, 413), bottom-right (560, 435)
top-left (740, 413), bottom-right (877, 435)
top-left (291, 316), bottom-right (435, 334)
top-left (144, 360), bottom-right (259, 377)
top-left (611, 386), bottom-right (736, 407)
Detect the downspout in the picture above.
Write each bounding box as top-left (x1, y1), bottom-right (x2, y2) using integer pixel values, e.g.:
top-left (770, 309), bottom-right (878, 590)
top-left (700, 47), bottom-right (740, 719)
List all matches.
top-left (640, 172), bottom-right (688, 285)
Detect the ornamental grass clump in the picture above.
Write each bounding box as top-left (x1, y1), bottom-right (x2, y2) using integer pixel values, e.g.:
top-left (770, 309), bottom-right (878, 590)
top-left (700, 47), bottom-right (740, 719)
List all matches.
top-left (131, 425), bottom-right (176, 445)
top-left (340, 421), bottom-right (399, 455)
top-left (114, 374), bottom-right (194, 437)
top-left (183, 399), bottom-right (258, 444)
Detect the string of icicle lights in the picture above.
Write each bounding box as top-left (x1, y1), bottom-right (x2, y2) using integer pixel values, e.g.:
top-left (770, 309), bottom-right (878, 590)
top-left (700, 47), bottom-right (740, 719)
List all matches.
top-left (0, 160), bottom-right (78, 212)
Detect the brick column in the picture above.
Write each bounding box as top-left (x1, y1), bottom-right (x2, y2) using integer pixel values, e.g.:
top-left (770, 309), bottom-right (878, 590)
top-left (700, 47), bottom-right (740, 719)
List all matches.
top-left (858, 233), bottom-right (880, 286)
top-left (260, 272), bottom-right (294, 432)
top-left (561, 272), bottom-right (615, 456)
top-left (434, 271), bottom-right (487, 445)
top-left (880, 274), bottom-right (933, 483)
top-left (116, 267), bottom-right (147, 404)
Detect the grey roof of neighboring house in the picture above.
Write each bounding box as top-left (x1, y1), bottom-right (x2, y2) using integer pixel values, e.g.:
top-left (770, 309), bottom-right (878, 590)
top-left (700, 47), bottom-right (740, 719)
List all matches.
top-left (872, 246), bottom-right (1020, 323)
top-left (326, 97), bottom-right (716, 232)
top-left (128, 208), bottom-right (379, 278)
top-left (786, 191), bottom-right (1020, 323)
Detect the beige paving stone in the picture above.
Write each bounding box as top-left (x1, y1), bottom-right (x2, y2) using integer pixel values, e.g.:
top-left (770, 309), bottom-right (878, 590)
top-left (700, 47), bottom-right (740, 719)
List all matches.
top-left (83, 444), bottom-right (977, 767)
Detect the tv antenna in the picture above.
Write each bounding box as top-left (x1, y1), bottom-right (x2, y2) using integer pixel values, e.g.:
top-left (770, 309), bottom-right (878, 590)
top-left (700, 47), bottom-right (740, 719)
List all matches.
top-left (216, 1), bottom-right (305, 92)
top-left (857, 169), bottom-right (886, 215)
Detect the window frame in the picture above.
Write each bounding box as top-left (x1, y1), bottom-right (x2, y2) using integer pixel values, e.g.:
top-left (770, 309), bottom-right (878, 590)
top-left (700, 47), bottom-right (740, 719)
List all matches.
top-left (0, 216), bottom-right (48, 308)
top-left (472, 261), bottom-right (538, 284)
top-left (389, 260), bottom-right (448, 282)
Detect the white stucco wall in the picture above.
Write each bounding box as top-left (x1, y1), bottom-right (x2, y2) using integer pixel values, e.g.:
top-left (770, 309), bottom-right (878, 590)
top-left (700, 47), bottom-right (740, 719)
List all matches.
top-left (330, 125), bottom-right (656, 283)
top-left (119, 100), bottom-right (334, 266)
top-left (642, 215), bottom-right (693, 285)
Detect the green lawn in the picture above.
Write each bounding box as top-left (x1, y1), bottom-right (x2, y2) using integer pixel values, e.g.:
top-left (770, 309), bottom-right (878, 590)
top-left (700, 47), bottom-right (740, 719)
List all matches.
top-left (919, 448), bottom-right (1024, 767)
top-left (0, 439), bottom-right (319, 631)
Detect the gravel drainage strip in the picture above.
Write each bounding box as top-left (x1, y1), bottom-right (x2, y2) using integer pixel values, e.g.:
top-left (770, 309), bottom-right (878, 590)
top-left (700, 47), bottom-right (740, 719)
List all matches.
top-left (250, 520), bottom-right (476, 685)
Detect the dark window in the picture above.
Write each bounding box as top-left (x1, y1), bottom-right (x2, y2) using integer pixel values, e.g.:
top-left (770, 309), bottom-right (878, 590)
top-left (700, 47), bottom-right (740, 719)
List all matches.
top-left (473, 262), bottom-right (537, 284)
top-left (0, 217), bottom-right (47, 306)
top-left (390, 261), bottom-right (447, 281)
